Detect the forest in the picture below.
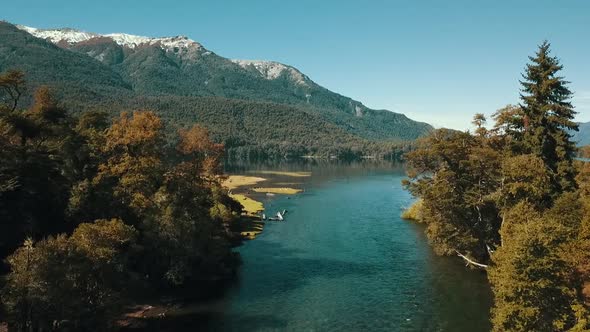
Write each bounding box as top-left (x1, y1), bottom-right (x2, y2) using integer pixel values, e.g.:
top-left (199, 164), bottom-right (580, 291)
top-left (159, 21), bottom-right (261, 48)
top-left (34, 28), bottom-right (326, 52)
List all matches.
top-left (0, 70), bottom-right (245, 330)
top-left (82, 95), bottom-right (418, 161)
top-left (403, 42), bottom-right (590, 331)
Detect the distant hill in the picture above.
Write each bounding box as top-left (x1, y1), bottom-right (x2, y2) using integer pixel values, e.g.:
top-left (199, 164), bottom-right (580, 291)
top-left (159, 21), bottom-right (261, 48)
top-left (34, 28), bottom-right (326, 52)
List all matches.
top-left (571, 122), bottom-right (590, 146)
top-left (0, 21), bottom-right (432, 157)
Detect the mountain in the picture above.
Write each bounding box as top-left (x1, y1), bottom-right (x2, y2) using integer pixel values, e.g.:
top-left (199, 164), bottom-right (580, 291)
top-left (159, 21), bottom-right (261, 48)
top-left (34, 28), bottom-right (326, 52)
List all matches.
top-left (0, 21), bottom-right (432, 157)
top-left (572, 122), bottom-right (590, 146)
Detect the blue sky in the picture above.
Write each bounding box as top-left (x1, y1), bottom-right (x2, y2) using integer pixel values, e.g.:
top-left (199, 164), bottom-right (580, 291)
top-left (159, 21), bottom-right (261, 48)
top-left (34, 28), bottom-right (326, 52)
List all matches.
top-left (3, 0), bottom-right (590, 129)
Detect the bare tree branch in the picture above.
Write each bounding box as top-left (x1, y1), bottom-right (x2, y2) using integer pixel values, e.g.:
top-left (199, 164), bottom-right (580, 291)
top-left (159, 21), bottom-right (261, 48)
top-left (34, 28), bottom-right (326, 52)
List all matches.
top-left (455, 250), bottom-right (488, 269)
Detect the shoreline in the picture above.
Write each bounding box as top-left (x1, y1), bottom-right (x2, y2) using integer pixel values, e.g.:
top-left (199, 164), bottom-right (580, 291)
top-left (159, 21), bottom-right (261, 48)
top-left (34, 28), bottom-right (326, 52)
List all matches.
top-left (222, 172), bottom-right (309, 240)
top-left (116, 171), bottom-right (310, 329)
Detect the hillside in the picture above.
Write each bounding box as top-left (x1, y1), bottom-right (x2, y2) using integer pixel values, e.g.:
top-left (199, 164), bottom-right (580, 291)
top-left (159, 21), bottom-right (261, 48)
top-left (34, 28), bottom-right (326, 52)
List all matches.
top-left (0, 21), bottom-right (432, 157)
top-left (93, 95), bottom-right (411, 159)
top-left (572, 121), bottom-right (590, 146)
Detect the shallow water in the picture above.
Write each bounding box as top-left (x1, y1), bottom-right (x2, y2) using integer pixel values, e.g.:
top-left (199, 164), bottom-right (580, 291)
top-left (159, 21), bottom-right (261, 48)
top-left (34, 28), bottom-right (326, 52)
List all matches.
top-left (153, 162), bottom-right (492, 331)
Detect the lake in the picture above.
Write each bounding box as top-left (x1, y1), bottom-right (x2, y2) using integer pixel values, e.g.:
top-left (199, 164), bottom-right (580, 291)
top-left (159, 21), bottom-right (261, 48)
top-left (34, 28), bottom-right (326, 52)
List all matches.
top-left (148, 161), bottom-right (492, 331)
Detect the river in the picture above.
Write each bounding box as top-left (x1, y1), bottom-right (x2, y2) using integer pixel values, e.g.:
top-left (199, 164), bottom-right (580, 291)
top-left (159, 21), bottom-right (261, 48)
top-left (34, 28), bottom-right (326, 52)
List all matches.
top-left (147, 162), bottom-right (492, 331)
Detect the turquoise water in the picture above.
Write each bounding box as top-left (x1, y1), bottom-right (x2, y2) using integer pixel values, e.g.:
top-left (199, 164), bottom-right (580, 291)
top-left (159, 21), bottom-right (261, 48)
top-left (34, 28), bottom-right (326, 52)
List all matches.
top-left (154, 164), bottom-right (492, 331)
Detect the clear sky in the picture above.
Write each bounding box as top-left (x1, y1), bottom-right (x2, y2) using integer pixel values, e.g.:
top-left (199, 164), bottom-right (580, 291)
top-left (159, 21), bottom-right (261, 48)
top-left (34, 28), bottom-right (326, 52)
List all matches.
top-left (3, 0), bottom-right (589, 130)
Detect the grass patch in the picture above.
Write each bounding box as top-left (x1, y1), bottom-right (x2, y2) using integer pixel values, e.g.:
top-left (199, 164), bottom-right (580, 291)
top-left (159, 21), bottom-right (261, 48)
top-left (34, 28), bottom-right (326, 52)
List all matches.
top-left (230, 194), bottom-right (264, 216)
top-left (247, 170), bottom-right (311, 177)
top-left (223, 175), bottom-right (266, 190)
top-left (252, 187), bottom-right (303, 194)
top-left (401, 200), bottom-right (424, 222)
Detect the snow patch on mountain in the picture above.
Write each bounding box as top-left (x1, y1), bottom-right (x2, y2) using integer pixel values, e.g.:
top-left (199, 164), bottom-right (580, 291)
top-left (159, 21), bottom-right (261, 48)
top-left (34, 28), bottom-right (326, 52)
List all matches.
top-left (17, 25), bottom-right (202, 53)
top-left (104, 33), bottom-right (202, 51)
top-left (18, 25), bottom-right (98, 43)
top-left (232, 60), bottom-right (309, 86)
top-left (102, 33), bottom-right (151, 48)
top-left (17, 24), bottom-right (310, 84)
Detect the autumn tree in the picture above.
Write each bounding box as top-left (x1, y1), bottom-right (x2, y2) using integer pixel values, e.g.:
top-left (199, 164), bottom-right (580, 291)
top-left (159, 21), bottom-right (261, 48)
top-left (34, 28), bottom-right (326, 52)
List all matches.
top-left (0, 71), bottom-right (243, 330)
top-left (178, 124), bottom-right (225, 178)
top-left (405, 127), bottom-right (502, 263)
top-left (142, 124), bottom-right (237, 285)
top-left (1, 219), bottom-right (137, 331)
top-left (489, 198), bottom-right (589, 332)
top-left (92, 110), bottom-right (165, 218)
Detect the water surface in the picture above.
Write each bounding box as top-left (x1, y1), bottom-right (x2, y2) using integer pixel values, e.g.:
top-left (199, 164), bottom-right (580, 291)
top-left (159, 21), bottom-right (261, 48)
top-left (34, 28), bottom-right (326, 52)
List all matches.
top-left (156, 162), bottom-right (492, 331)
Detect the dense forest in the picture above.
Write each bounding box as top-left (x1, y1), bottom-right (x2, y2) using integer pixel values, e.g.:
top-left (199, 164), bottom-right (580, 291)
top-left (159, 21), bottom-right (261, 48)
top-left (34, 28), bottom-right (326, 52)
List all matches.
top-left (0, 71), bottom-right (246, 330)
top-left (403, 42), bottom-right (590, 331)
top-left (69, 95), bottom-right (417, 161)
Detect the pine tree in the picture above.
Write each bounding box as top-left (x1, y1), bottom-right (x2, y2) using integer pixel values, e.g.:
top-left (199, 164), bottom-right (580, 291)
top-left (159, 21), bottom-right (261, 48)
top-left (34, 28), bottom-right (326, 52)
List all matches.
top-left (520, 41), bottom-right (578, 194)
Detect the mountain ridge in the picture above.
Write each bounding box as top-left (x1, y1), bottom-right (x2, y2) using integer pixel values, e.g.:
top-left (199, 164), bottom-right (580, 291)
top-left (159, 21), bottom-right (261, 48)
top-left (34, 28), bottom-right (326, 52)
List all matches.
top-left (16, 24), bottom-right (204, 51)
top-left (0, 21), bottom-right (432, 157)
top-left (572, 121), bottom-right (590, 146)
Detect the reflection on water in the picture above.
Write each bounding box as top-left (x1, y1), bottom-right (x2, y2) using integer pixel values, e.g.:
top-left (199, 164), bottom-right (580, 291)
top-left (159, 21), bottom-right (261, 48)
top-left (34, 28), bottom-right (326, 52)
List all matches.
top-left (144, 161), bottom-right (492, 331)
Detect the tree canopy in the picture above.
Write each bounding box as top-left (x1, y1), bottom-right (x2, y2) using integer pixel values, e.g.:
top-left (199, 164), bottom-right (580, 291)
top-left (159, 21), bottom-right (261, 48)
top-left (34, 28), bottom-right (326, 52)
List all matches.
top-left (0, 71), bottom-right (242, 330)
top-left (404, 42), bottom-right (590, 331)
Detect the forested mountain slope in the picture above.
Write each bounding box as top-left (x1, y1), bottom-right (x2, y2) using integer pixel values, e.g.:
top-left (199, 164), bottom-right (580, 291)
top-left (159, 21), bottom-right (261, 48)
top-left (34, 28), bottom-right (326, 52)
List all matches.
top-left (0, 21), bottom-right (432, 157)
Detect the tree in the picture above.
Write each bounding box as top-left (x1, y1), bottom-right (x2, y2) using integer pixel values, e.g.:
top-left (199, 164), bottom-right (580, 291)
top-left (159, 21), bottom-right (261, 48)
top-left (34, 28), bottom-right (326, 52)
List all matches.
top-left (405, 128), bottom-right (502, 262)
top-left (0, 70), bottom-right (25, 111)
top-left (94, 111), bottom-right (165, 215)
top-left (572, 168), bottom-right (590, 300)
top-left (472, 113), bottom-right (488, 138)
top-left (490, 201), bottom-right (587, 332)
top-left (401, 42), bottom-right (590, 331)
top-left (0, 71), bottom-right (242, 329)
top-left (1, 219), bottom-right (137, 331)
top-left (499, 154), bottom-right (553, 211)
top-left (178, 124), bottom-right (225, 178)
top-left (0, 80), bottom-right (77, 255)
top-left (491, 105), bottom-right (526, 156)
top-left (519, 41), bottom-right (578, 194)
top-left (139, 124), bottom-right (236, 285)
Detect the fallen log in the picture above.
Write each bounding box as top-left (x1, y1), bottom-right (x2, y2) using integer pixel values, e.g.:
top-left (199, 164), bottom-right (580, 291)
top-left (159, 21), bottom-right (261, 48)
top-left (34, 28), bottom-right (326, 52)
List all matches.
top-left (455, 250), bottom-right (488, 269)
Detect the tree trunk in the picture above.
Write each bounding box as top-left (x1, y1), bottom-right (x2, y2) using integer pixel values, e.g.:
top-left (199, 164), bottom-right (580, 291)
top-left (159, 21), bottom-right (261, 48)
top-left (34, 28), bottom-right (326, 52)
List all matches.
top-left (455, 250), bottom-right (488, 269)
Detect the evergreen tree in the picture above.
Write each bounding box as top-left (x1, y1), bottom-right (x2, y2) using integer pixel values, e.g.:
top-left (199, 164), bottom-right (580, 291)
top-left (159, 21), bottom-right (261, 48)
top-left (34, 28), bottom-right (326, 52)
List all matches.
top-left (519, 41), bottom-right (578, 194)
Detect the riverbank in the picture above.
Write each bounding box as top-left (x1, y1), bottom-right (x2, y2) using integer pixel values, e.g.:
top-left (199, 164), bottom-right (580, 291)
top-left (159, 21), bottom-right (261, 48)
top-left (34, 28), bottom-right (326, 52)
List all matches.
top-left (116, 171), bottom-right (311, 329)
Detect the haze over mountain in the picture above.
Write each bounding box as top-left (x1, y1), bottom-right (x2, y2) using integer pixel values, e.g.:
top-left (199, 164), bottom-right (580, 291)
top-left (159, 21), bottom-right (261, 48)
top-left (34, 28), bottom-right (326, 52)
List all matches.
top-left (0, 22), bottom-right (431, 158)
top-left (572, 121), bottom-right (590, 146)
